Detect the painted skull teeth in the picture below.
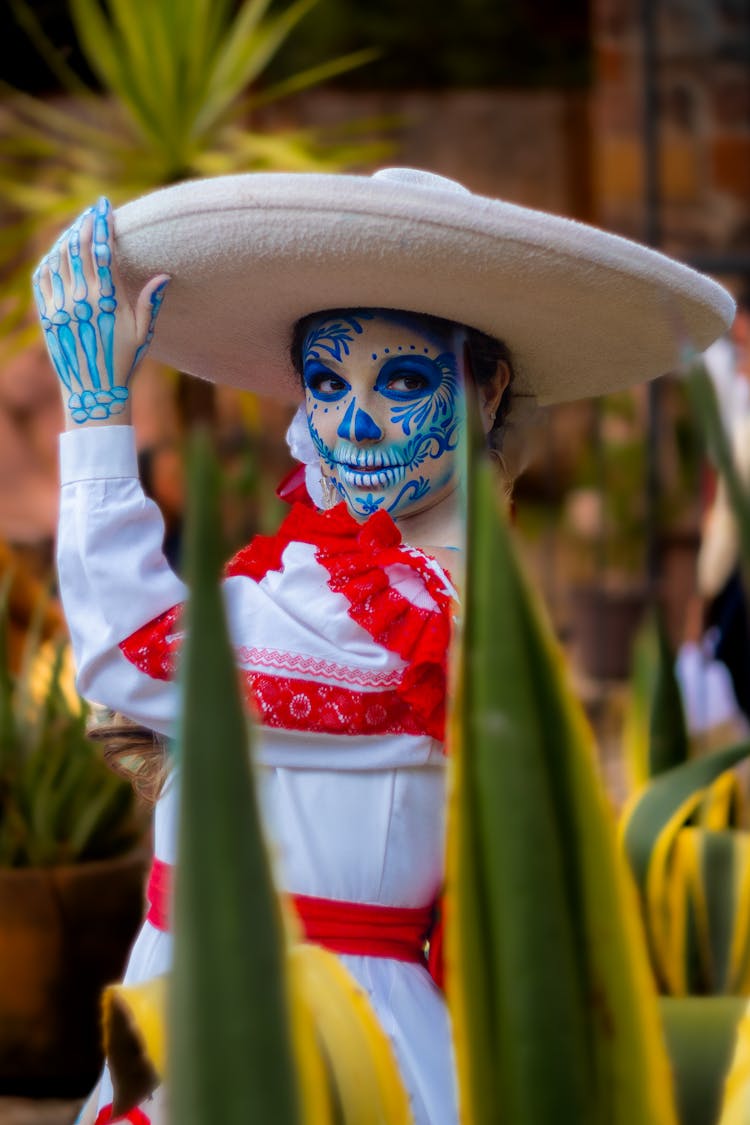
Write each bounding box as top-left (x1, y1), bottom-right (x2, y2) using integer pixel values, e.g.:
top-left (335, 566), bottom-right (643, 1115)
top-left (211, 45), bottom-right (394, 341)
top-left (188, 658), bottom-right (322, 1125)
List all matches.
top-left (337, 462), bottom-right (408, 490)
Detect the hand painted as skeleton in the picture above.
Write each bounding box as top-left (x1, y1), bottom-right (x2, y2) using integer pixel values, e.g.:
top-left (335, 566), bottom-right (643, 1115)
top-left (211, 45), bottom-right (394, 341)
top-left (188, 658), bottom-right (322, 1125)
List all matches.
top-left (33, 197), bottom-right (169, 424)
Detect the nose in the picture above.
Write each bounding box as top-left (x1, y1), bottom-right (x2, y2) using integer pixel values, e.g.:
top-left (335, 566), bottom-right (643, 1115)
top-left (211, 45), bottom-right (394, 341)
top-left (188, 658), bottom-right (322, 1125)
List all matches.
top-left (337, 398), bottom-right (383, 442)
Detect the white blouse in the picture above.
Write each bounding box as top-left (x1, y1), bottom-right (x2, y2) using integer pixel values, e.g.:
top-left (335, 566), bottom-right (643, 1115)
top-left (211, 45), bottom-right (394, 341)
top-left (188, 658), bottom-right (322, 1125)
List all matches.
top-left (58, 425), bottom-right (458, 1125)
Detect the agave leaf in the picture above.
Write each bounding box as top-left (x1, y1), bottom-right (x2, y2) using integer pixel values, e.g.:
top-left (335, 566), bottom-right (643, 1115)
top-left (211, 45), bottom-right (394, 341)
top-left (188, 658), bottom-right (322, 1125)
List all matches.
top-left (170, 431), bottom-right (301, 1125)
top-left (202, 0), bottom-right (276, 107)
top-left (67, 0), bottom-right (128, 101)
top-left (623, 753), bottom-right (750, 998)
top-left (704, 832), bottom-right (744, 991)
top-left (683, 354), bottom-right (750, 593)
top-left (68, 0), bottom-right (177, 154)
top-left (75, 777), bottom-right (139, 861)
top-left (449, 441), bottom-right (676, 1124)
top-left (105, 0), bottom-right (165, 90)
top-left (650, 614), bottom-right (690, 776)
top-left (14, 596), bottom-right (56, 736)
top-left (8, 0), bottom-right (90, 94)
top-left (623, 617), bottom-right (657, 790)
top-left (247, 48), bottom-right (381, 110)
top-left (0, 85), bottom-right (126, 150)
top-left (699, 770), bottom-right (744, 829)
top-left (623, 613), bottom-right (689, 792)
top-left (663, 996), bottom-right (747, 1125)
top-left (621, 744), bottom-right (750, 896)
top-left (197, 0), bottom-right (317, 136)
top-left (730, 843), bottom-right (750, 995)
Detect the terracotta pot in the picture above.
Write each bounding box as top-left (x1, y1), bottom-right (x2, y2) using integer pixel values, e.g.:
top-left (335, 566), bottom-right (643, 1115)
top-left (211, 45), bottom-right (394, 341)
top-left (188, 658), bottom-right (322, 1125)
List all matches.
top-left (0, 849), bottom-right (147, 1097)
top-left (571, 582), bottom-right (648, 681)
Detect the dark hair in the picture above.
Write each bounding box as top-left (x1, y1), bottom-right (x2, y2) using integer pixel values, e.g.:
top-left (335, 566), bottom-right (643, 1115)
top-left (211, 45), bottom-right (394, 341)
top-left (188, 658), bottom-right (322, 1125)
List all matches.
top-left (289, 307), bottom-right (514, 436)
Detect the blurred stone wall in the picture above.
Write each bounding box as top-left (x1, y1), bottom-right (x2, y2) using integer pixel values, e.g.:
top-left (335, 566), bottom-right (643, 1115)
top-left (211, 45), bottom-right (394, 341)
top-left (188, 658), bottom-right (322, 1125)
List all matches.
top-left (594, 0), bottom-right (750, 258)
top-left (6, 0), bottom-right (749, 567)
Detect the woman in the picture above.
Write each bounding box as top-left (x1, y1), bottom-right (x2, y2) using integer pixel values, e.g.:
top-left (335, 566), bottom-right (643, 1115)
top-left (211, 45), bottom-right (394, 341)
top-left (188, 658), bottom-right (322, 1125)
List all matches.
top-left (35, 168), bottom-right (732, 1124)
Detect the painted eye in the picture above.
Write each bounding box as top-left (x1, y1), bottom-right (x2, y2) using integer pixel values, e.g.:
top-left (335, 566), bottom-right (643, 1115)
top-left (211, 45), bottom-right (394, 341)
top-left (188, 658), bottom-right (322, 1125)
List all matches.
top-left (312, 375), bottom-right (346, 394)
top-left (386, 373), bottom-right (430, 393)
top-left (376, 355), bottom-right (441, 398)
top-left (304, 366), bottom-right (350, 399)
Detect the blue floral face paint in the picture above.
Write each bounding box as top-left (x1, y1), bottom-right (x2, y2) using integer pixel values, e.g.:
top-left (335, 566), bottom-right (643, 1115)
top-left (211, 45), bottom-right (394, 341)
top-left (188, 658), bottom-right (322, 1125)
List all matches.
top-left (302, 311), bottom-right (466, 520)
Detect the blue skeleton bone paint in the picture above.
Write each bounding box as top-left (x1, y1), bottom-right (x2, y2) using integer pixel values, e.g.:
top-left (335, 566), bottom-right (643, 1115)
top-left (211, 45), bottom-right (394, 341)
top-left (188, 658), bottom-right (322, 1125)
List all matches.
top-left (33, 197), bottom-right (167, 424)
top-left (303, 311), bottom-right (465, 519)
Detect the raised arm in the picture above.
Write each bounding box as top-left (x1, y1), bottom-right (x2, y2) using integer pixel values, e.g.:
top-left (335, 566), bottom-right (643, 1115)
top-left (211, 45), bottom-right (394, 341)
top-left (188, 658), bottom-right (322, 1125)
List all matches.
top-left (33, 196), bottom-right (169, 430)
top-left (35, 200), bottom-right (185, 734)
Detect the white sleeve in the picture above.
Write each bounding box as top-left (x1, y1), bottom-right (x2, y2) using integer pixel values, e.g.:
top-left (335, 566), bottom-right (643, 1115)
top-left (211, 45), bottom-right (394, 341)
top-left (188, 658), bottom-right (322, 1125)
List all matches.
top-left (57, 425), bottom-right (188, 736)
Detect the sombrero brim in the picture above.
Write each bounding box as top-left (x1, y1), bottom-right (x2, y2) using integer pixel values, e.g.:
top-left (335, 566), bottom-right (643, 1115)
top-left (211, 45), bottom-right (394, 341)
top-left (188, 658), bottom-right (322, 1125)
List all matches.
top-left (114, 170), bottom-right (734, 406)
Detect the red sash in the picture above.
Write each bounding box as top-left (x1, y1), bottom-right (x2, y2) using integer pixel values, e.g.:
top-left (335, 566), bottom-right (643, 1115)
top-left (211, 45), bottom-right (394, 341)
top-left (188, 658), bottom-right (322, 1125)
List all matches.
top-left (145, 858), bottom-right (435, 967)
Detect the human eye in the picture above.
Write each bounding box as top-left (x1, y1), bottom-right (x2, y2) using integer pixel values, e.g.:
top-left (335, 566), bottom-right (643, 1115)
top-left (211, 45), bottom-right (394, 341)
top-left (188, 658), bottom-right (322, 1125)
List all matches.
top-left (386, 372), bottom-right (430, 393)
top-left (377, 356), bottom-right (440, 399)
top-left (304, 363), bottom-right (349, 400)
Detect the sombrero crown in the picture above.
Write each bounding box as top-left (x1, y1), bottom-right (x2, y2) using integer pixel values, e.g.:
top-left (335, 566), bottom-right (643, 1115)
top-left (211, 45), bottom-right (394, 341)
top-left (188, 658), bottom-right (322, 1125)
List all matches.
top-left (115, 166), bottom-right (734, 405)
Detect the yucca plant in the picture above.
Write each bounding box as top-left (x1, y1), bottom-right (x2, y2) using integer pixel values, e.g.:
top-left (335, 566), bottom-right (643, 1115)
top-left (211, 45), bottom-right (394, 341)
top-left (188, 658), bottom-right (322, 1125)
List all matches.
top-left (0, 586), bottom-right (141, 867)
top-left (447, 425), bottom-right (678, 1125)
top-left (0, 0), bottom-right (386, 350)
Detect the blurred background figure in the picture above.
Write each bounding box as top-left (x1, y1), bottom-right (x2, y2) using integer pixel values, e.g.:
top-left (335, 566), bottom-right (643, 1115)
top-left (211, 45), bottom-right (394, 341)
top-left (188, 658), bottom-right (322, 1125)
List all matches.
top-left (677, 284), bottom-right (750, 743)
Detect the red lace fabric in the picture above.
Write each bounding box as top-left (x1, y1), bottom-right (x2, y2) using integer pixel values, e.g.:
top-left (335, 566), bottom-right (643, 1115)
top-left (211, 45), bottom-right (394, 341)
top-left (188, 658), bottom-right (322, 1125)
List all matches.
top-left (121, 503), bottom-right (455, 743)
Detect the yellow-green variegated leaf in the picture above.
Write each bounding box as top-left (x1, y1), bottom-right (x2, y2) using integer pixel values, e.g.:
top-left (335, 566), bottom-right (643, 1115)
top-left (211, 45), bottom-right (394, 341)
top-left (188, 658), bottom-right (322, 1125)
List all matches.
top-left (718, 1001), bottom-right (750, 1125)
top-left (447, 451), bottom-right (677, 1125)
top-left (700, 769), bottom-right (745, 830)
top-left (641, 820), bottom-right (750, 997)
top-left (662, 997), bottom-right (747, 1125)
top-left (621, 745), bottom-right (750, 898)
top-left (170, 433), bottom-right (302, 1125)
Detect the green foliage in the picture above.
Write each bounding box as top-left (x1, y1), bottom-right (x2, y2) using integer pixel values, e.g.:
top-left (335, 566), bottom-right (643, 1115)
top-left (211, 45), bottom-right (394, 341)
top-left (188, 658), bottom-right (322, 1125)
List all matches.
top-left (449, 427), bottom-right (677, 1124)
top-left (0, 0), bottom-right (388, 351)
top-left (262, 0), bottom-right (591, 90)
top-left (0, 588), bottom-right (141, 867)
top-left (660, 996), bottom-right (747, 1125)
top-left (169, 431), bottom-right (301, 1124)
top-left (622, 744), bottom-right (750, 996)
top-left (565, 385), bottom-right (701, 580)
top-left (683, 352), bottom-right (750, 597)
top-left (623, 612), bottom-right (690, 790)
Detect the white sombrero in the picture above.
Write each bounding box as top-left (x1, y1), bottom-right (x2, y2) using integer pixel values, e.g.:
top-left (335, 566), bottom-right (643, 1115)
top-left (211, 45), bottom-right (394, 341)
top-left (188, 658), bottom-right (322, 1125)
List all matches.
top-left (114, 167), bottom-right (734, 406)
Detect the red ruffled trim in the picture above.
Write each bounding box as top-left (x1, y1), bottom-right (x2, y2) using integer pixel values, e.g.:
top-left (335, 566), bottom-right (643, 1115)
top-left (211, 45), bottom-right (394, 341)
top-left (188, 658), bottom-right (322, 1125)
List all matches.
top-left (227, 504), bottom-right (455, 741)
top-left (276, 464), bottom-right (316, 508)
top-left (120, 504), bottom-right (454, 741)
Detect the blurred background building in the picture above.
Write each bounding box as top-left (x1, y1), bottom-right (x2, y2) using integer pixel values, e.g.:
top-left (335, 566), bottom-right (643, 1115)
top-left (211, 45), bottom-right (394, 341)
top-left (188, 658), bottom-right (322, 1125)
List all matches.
top-left (1, 0), bottom-right (749, 682)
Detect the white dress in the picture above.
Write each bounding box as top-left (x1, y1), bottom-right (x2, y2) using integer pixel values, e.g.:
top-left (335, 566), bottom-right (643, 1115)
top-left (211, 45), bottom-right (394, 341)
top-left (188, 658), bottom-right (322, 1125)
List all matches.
top-left (57, 425), bottom-right (459, 1125)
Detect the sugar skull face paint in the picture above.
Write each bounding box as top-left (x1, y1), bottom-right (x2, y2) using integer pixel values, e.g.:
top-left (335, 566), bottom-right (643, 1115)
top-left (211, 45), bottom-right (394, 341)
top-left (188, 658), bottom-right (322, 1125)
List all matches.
top-left (302, 310), bottom-right (467, 520)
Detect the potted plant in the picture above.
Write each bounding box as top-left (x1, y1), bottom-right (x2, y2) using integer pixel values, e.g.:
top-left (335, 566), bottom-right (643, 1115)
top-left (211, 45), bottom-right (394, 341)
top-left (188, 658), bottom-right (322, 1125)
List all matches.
top-left (0, 578), bottom-right (148, 1097)
top-left (563, 382), bottom-right (700, 680)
